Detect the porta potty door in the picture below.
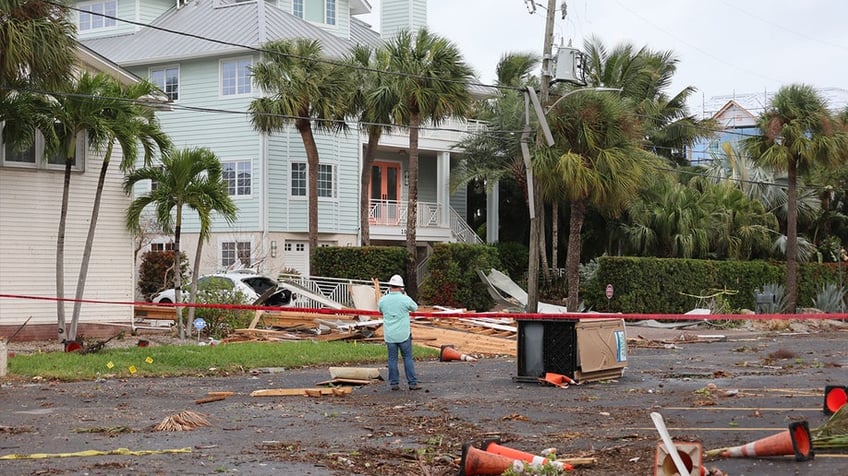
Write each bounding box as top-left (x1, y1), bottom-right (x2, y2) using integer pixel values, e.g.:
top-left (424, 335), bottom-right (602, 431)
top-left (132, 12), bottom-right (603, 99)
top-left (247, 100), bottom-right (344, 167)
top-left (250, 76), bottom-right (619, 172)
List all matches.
top-left (575, 318), bottom-right (627, 382)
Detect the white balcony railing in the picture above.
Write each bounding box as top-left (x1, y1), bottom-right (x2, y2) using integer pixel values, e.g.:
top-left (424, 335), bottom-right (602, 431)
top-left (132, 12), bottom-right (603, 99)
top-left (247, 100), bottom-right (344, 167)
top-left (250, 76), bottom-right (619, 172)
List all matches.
top-left (369, 200), bottom-right (482, 245)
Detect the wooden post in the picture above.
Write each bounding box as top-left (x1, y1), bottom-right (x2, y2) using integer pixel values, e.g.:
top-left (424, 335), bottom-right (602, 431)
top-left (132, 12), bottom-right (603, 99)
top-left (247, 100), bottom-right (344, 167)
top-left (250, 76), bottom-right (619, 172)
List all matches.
top-left (0, 339), bottom-right (7, 377)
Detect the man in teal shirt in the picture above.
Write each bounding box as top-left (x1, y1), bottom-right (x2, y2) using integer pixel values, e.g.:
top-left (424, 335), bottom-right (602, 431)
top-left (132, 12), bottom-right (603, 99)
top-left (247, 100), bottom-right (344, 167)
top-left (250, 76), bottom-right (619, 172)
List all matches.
top-left (378, 274), bottom-right (421, 391)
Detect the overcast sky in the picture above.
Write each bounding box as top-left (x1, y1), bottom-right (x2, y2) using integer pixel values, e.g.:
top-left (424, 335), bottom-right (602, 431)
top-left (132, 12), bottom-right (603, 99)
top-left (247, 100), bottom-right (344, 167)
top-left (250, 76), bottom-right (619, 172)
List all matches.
top-left (360, 0), bottom-right (848, 115)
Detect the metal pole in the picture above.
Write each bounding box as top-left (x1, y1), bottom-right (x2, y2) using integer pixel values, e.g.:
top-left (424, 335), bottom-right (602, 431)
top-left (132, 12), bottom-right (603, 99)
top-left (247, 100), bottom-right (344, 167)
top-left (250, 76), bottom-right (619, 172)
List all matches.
top-left (526, 0), bottom-right (559, 312)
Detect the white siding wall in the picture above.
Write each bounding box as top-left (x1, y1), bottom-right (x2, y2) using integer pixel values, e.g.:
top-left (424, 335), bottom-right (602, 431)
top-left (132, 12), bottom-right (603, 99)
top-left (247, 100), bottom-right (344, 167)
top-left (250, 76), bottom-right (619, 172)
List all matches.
top-left (381, 0), bottom-right (427, 40)
top-left (0, 149), bottom-right (134, 326)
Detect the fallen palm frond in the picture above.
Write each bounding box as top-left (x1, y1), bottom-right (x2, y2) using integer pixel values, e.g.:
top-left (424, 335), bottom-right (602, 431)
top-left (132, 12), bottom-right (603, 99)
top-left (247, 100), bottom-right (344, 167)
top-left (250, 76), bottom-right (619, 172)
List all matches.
top-left (152, 411), bottom-right (211, 432)
top-left (73, 426), bottom-right (132, 434)
top-left (812, 404), bottom-right (848, 449)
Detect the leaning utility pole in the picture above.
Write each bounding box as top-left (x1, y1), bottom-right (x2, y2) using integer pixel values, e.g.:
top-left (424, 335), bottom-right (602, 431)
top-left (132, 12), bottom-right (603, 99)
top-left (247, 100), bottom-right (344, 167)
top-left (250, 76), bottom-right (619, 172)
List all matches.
top-left (526, 0), bottom-right (559, 312)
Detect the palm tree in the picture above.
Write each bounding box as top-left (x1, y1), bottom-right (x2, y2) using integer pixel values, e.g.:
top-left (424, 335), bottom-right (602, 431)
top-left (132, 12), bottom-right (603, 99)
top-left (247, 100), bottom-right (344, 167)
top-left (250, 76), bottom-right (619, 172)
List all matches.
top-left (384, 29), bottom-right (473, 297)
top-left (581, 36), bottom-right (714, 164)
top-left (744, 84), bottom-right (848, 312)
top-left (249, 39), bottom-right (349, 259)
top-left (0, 0), bottom-right (75, 199)
top-left (0, 0), bottom-right (75, 91)
top-left (124, 147), bottom-right (233, 339)
top-left (347, 45), bottom-right (397, 245)
top-left (67, 78), bottom-right (172, 341)
top-left (50, 72), bottom-right (158, 341)
top-left (545, 91), bottom-right (650, 310)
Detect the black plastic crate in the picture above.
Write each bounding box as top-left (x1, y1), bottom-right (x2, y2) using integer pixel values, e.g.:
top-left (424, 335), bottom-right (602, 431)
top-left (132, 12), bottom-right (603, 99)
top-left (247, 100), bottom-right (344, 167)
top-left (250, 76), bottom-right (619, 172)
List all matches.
top-left (514, 319), bottom-right (577, 383)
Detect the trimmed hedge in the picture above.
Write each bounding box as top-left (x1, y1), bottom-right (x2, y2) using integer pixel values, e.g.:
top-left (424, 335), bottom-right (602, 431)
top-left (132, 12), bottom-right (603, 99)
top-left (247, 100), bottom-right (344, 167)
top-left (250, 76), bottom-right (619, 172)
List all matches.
top-left (311, 246), bottom-right (408, 282)
top-left (138, 250), bottom-right (188, 301)
top-left (582, 256), bottom-right (844, 313)
top-left (419, 243), bottom-right (503, 311)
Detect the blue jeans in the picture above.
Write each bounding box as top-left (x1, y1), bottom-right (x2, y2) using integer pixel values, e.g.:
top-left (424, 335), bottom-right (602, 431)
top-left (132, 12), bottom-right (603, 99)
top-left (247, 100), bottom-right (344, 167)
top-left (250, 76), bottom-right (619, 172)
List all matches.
top-left (386, 336), bottom-right (418, 387)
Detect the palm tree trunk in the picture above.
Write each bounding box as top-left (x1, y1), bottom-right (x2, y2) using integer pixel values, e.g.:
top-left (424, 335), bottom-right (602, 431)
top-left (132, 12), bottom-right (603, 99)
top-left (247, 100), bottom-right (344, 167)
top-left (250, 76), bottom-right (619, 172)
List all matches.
top-left (360, 132), bottom-right (381, 245)
top-left (786, 160), bottom-right (798, 313)
top-left (69, 143), bottom-right (113, 341)
top-left (55, 139), bottom-right (76, 343)
top-left (187, 236), bottom-right (204, 328)
top-left (298, 122), bottom-right (320, 263)
top-left (566, 199), bottom-right (587, 311)
top-left (551, 200), bottom-right (559, 272)
top-left (405, 113), bottom-right (421, 300)
top-left (174, 207), bottom-right (184, 339)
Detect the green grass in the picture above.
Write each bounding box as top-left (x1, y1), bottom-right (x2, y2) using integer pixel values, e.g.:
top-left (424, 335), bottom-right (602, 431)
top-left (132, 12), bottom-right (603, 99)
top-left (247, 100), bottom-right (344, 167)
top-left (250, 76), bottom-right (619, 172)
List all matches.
top-left (7, 341), bottom-right (440, 381)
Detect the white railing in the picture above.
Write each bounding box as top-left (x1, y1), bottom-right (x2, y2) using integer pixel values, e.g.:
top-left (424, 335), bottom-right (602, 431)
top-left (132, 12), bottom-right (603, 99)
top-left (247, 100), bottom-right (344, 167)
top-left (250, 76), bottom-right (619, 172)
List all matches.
top-left (369, 201), bottom-right (482, 244)
top-left (279, 273), bottom-right (385, 309)
top-left (449, 208), bottom-right (483, 244)
top-left (369, 200), bottom-right (443, 227)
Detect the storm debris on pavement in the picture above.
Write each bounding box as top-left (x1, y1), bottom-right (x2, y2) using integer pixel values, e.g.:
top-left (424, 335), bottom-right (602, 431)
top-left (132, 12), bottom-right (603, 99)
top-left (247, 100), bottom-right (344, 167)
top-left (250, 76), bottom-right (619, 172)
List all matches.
top-left (250, 386), bottom-right (352, 397)
top-left (152, 411), bottom-right (211, 431)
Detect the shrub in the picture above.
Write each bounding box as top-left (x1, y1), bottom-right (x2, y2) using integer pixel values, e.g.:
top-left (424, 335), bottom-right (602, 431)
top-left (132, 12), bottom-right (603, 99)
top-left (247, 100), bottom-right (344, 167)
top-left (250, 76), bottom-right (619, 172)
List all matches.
top-left (138, 250), bottom-right (188, 301)
top-left (419, 243), bottom-right (502, 310)
top-left (191, 282), bottom-right (253, 339)
top-left (311, 246), bottom-right (407, 281)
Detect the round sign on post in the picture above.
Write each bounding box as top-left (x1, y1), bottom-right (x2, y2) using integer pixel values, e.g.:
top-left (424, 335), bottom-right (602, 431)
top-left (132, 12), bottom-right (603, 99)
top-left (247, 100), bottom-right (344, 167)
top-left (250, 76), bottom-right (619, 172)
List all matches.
top-left (605, 284), bottom-right (614, 300)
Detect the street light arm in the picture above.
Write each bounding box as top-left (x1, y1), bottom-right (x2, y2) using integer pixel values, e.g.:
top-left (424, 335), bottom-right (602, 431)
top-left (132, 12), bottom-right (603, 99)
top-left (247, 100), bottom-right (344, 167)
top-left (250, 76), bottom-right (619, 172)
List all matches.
top-left (544, 87), bottom-right (623, 115)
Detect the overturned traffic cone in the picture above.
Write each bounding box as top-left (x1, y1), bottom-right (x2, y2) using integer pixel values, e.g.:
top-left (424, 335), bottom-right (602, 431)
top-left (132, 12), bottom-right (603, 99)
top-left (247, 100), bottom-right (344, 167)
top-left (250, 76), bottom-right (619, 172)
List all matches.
top-left (440, 345), bottom-right (477, 362)
top-left (823, 385), bottom-right (847, 415)
top-left (483, 439), bottom-right (573, 472)
top-left (654, 441), bottom-right (704, 476)
top-left (538, 372), bottom-right (578, 388)
top-left (710, 421), bottom-right (814, 461)
top-left (460, 442), bottom-right (524, 476)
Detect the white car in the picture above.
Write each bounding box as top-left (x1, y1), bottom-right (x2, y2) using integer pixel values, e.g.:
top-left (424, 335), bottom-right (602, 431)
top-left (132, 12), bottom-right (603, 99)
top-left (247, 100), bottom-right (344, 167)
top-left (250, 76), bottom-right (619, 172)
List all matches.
top-left (152, 272), bottom-right (294, 306)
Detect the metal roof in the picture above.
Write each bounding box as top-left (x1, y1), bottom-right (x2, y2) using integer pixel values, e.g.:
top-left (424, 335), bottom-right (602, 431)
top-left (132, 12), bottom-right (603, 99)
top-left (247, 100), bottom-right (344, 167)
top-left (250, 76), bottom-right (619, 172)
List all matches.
top-left (82, 0), bottom-right (380, 66)
top-left (695, 87), bottom-right (848, 120)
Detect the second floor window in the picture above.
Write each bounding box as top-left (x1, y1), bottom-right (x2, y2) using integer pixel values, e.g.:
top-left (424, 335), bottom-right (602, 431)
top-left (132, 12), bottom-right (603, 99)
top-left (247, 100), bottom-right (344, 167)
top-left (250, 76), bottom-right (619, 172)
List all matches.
top-left (150, 66), bottom-right (179, 101)
top-left (290, 162), bottom-right (335, 198)
top-left (79, 1), bottom-right (117, 31)
top-left (293, 0), bottom-right (335, 26)
top-left (223, 160), bottom-right (251, 197)
top-left (221, 57), bottom-right (252, 96)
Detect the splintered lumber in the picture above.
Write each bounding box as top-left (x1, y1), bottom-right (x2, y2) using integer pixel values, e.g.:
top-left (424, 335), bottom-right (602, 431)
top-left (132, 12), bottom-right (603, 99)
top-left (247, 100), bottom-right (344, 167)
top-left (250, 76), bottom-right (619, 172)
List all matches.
top-left (231, 328), bottom-right (301, 341)
top-left (153, 411), bottom-right (210, 431)
top-left (329, 367), bottom-right (380, 380)
top-left (410, 322), bottom-right (516, 356)
top-left (250, 387), bottom-right (353, 397)
top-left (195, 395), bottom-right (227, 405)
top-left (133, 304), bottom-right (175, 321)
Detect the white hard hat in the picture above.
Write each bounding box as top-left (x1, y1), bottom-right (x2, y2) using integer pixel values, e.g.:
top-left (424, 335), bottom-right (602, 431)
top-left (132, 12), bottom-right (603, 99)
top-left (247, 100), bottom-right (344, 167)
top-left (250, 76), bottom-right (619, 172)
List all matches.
top-left (388, 274), bottom-right (405, 288)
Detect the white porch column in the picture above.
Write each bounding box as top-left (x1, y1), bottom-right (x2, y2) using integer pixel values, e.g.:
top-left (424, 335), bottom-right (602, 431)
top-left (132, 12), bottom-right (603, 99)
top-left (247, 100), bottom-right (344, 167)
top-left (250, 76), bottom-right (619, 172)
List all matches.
top-left (437, 151), bottom-right (450, 226)
top-left (486, 181), bottom-right (500, 244)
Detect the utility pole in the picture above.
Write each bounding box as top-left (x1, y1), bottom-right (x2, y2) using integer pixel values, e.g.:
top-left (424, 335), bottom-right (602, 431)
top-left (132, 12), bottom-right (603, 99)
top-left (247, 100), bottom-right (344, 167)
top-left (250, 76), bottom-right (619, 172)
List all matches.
top-left (526, 0), bottom-right (559, 312)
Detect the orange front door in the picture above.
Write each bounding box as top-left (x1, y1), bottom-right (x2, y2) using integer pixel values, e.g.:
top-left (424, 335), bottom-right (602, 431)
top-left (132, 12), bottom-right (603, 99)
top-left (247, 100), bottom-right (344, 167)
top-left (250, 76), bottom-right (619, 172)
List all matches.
top-left (370, 162), bottom-right (401, 224)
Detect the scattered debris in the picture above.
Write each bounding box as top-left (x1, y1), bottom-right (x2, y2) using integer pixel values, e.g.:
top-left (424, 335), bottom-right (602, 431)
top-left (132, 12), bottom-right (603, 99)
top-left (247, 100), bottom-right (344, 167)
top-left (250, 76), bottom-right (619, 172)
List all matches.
top-left (250, 387), bottom-right (353, 397)
top-left (0, 447), bottom-right (192, 460)
top-left (152, 411), bottom-right (211, 431)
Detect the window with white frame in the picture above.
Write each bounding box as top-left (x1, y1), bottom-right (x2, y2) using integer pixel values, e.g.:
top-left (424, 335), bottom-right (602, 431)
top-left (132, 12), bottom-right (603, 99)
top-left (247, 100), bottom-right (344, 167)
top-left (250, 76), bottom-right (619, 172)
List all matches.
top-left (150, 66), bottom-right (179, 101)
top-left (290, 162), bottom-right (335, 198)
top-left (78, 1), bottom-right (117, 31)
top-left (221, 57), bottom-right (252, 96)
top-left (293, 0), bottom-right (335, 25)
top-left (222, 241), bottom-right (251, 268)
top-left (150, 242), bottom-right (175, 252)
top-left (223, 160), bottom-right (251, 197)
top-left (1, 127), bottom-right (85, 171)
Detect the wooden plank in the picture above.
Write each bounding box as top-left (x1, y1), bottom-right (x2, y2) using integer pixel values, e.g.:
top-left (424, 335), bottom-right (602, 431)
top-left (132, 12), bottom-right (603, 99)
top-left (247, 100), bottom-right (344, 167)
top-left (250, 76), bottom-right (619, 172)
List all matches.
top-left (410, 322), bottom-right (516, 356)
top-left (250, 387), bottom-right (353, 397)
top-left (133, 304), bottom-right (176, 321)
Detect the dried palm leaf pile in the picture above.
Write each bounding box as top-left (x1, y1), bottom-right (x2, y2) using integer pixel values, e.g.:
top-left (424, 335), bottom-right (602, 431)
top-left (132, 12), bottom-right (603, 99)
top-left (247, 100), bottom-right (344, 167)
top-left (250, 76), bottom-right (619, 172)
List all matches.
top-left (813, 405), bottom-right (848, 450)
top-left (152, 411), bottom-right (211, 432)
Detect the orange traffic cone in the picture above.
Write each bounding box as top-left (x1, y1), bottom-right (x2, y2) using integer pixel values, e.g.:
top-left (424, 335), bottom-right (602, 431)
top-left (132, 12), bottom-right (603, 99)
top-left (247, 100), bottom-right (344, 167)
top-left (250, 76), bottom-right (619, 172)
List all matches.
top-left (460, 443), bottom-right (524, 476)
top-left (538, 372), bottom-right (578, 388)
top-left (483, 439), bottom-right (573, 472)
top-left (440, 345), bottom-right (477, 362)
top-left (717, 421), bottom-right (814, 461)
top-left (823, 385), bottom-right (847, 415)
top-left (654, 441), bottom-right (704, 476)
